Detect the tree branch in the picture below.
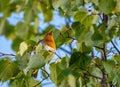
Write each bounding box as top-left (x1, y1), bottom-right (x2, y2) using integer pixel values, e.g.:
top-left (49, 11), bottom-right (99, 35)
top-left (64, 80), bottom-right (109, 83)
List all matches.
top-left (0, 52), bottom-right (15, 57)
top-left (102, 14), bottom-right (108, 24)
top-left (111, 40), bottom-right (120, 54)
top-left (82, 0), bottom-right (85, 6)
top-left (103, 43), bottom-right (107, 61)
top-left (101, 43), bottom-right (107, 87)
top-left (95, 44), bottom-right (108, 87)
top-left (101, 69), bottom-right (107, 87)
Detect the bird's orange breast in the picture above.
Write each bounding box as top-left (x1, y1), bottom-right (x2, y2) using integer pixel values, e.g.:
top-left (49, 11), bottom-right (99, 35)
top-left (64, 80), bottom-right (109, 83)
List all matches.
top-left (44, 32), bottom-right (56, 52)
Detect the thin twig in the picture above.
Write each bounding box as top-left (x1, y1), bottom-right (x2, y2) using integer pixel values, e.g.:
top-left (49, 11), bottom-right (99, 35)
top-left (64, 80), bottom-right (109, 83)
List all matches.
top-left (0, 52), bottom-right (15, 57)
top-left (102, 14), bottom-right (108, 24)
top-left (107, 47), bottom-right (115, 55)
top-left (91, 48), bottom-right (94, 59)
top-left (33, 76), bottom-right (49, 87)
top-left (92, 60), bottom-right (103, 71)
top-left (94, 46), bottom-right (103, 50)
top-left (78, 67), bottom-right (102, 80)
top-left (37, 39), bottom-right (43, 45)
top-left (33, 68), bottom-right (49, 87)
top-left (55, 52), bottom-right (62, 59)
top-left (98, 13), bottom-right (103, 21)
top-left (41, 68), bottom-right (49, 76)
top-left (111, 40), bottom-right (120, 54)
top-left (59, 47), bottom-right (71, 55)
top-left (86, 72), bottom-right (102, 80)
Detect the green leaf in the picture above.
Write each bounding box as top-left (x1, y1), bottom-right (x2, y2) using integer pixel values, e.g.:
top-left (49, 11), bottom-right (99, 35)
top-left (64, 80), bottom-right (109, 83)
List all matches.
top-left (74, 0), bottom-right (84, 6)
top-left (10, 72), bottom-right (27, 87)
top-left (24, 8), bottom-right (35, 24)
top-left (61, 68), bottom-right (72, 76)
top-left (68, 74), bottom-right (76, 87)
top-left (25, 40), bottom-right (37, 52)
top-left (35, 43), bottom-right (43, 54)
top-left (52, 0), bottom-right (68, 9)
top-left (19, 42), bottom-right (28, 56)
top-left (33, 18), bottom-right (39, 33)
top-left (76, 42), bottom-right (92, 53)
top-left (55, 27), bottom-right (75, 47)
top-left (74, 9), bottom-right (87, 22)
top-left (107, 17), bottom-right (116, 30)
top-left (72, 22), bottom-right (93, 43)
top-left (61, 68), bottom-right (80, 78)
top-left (27, 54), bottom-right (45, 69)
top-left (15, 22), bottom-right (29, 39)
top-left (0, 58), bottom-right (20, 82)
top-left (42, 70), bottom-right (48, 78)
top-left (39, 1), bottom-right (53, 22)
top-left (12, 37), bottom-right (23, 52)
top-left (92, 15), bottom-right (99, 24)
top-left (52, 0), bottom-right (75, 17)
top-left (28, 77), bottom-right (41, 87)
top-left (50, 62), bottom-right (64, 86)
top-left (97, 23), bottom-right (109, 42)
top-left (114, 55), bottom-right (120, 63)
top-left (57, 57), bottom-right (69, 70)
top-left (15, 22), bottom-right (37, 41)
top-left (103, 60), bottom-right (115, 73)
top-left (69, 50), bottom-right (91, 69)
top-left (44, 10), bottom-right (53, 22)
top-left (0, 1), bottom-right (10, 12)
top-left (74, 9), bottom-right (99, 26)
top-left (1, 19), bottom-right (15, 39)
top-left (107, 68), bottom-right (118, 82)
top-left (114, 73), bottom-right (120, 87)
top-left (16, 54), bottom-right (29, 69)
top-left (91, 0), bottom-right (99, 6)
top-left (89, 67), bottom-right (102, 79)
top-left (94, 58), bottom-right (102, 66)
top-left (10, 71), bottom-right (41, 87)
top-left (108, 16), bottom-right (120, 38)
top-left (108, 27), bottom-right (118, 38)
top-left (99, 0), bottom-right (116, 14)
top-left (92, 26), bottom-right (103, 41)
top-left (40, 50), bottom-right (54, 62)
top-left (114, 0), bottom-right (120, 13)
